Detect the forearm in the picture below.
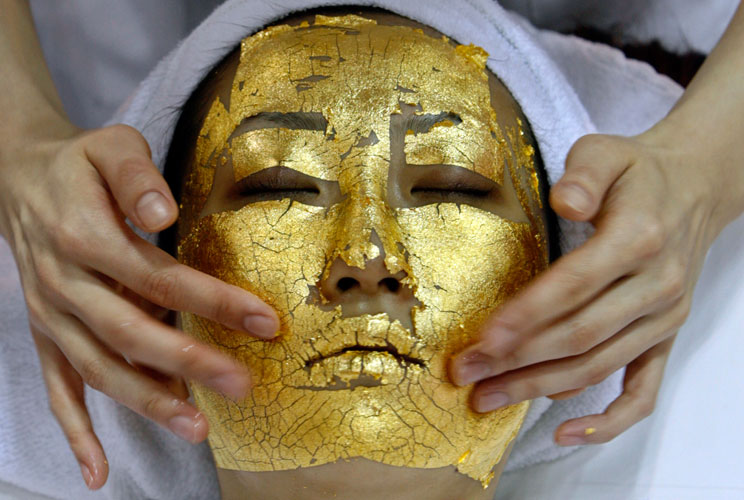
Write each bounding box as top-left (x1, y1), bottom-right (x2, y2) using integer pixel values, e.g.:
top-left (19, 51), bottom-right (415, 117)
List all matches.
top-left (646, 1), bottom-right (744, 225)
top-left (0, 0), bottom-right (74, 150)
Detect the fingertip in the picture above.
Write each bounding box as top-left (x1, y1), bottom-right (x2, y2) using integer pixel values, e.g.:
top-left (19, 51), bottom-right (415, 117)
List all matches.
top-left (243, 313), bottom-right (280, 339)
top-left (550, 182), bottom-right (595, 221)
top-left (207, 370), bottom-right (252, 401)
top-left (554, 418), bottom-right (599, 446)
top-left (80, 451), bottom-right (109, 490)
top-left (188, 412), bottom-right (210, 443)
top-left (134, 190), bottom-right (178, 232)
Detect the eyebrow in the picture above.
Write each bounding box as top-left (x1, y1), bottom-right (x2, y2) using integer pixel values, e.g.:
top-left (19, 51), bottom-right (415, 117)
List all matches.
top-left (229, 111), bottom-right (328, 140)
top-left (228, 109), bottom-right (462, 141)
top-left (404, 112), bottom-right (462, 135)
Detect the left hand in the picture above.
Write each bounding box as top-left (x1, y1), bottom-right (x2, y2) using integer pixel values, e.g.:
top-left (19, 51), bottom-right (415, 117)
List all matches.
top-left (449, 131), bottom-right (736, 446)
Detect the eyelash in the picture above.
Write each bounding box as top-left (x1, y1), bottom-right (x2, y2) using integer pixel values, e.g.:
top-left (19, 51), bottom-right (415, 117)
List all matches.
top-left (236, 176), bottom-right (318, 196)
top-left (411, 184), bottom-right (491, 199)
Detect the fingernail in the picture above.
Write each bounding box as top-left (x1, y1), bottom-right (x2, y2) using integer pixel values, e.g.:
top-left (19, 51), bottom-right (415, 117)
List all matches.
top-left (455, 361), bottom-right (492, 386)
top-left (557, 435), bottom-right (586, 446)
top-left (558, 183), bottom-right (591, 214)
top-left (208, 372), bottom-right (250, 400)
top-left (476, 391), bottom-right (510, 412)
top-left (168, 414), bottom-right (201, 443)
top-left (243, 314), bottom-right (278, 338)
top-left (136, 191), bottom-right (172, 230)
top-left (80, 462), bottom-right (93, 488)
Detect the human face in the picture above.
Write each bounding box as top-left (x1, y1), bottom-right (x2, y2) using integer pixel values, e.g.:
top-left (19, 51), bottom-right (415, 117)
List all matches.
top-left (178, 14), bottom-right (547, 487)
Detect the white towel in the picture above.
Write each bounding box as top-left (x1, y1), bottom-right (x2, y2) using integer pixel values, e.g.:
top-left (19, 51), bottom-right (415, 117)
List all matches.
top-left (0, 0), bottom-right (684, 498)
top-left (500, 0), bottom-right (739, 55)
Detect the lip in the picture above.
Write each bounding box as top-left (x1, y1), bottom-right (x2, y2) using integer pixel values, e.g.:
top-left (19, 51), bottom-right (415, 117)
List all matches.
top-left (305, 344), bottom-right (426, 370)
top-left (298, 348), bottom-right (425, 390)
top-left (283, 313), bottom-right (430, 390)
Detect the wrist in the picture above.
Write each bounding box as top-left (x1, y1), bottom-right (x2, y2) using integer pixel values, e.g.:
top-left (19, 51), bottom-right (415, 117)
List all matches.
top-left (639, 115), bottom-right (744, 231)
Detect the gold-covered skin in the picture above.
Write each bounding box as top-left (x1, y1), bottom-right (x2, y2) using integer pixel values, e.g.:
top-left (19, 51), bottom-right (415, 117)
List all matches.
top-left (178, 15), bottom-right (547, 486)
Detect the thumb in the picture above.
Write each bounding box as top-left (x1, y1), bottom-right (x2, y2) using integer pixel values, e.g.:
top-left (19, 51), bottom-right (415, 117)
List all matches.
top-left (85, 124), bottom-right (178, 232)
top-left (551, 134), bottom-right (635, 221)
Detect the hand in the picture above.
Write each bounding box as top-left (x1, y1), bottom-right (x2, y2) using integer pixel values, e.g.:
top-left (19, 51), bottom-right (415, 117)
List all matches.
top-left (0, 124), bottom-right (279, 489)
top-left (449, 131), bottom-right (734, 446)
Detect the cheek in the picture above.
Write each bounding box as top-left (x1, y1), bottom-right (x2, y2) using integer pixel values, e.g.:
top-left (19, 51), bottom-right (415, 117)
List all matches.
top-left (398, 203), bottom-right (543, 356)
top-left (178, 200), bottom-right (338, 346)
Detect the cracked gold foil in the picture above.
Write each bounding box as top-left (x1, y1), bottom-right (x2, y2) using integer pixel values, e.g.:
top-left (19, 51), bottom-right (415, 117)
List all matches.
top-left (178, 16), bottom-right (547, 486)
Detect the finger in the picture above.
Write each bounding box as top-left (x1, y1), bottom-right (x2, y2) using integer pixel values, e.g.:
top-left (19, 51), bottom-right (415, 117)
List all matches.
top-left (554, 336), bottom-right (674, 445)
top-left (85, 124), bottom-right (178, 232)
top-left (47, 312), bottom-right (210, 444)
top-left (455, 271), bottom-right (672, 382)
top-left (30, 325), bottom-right (109, 490)
top-left (468, 308), bottom-right (678, 413)
top-left (130, 363), bottom-right (191, 400)
top-left (451, 229), bottom-right (638, 386)
top-left (81, 229), bottom-right (279, 339)
top-left (66, 277), bottom-right (253, 400)
top-left (551, 134), bottom-right (635, 221)
top-left (547, 388), bottom-right (585, 400)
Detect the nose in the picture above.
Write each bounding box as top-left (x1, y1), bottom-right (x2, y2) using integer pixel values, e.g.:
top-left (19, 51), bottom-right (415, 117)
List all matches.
top-left (320, 254), bottom-right (406, 300)
top-left (318, 252), bottom-right (420, 327)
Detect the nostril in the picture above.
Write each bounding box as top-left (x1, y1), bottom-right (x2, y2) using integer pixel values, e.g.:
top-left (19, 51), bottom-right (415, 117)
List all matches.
top-left (337, 277), bottom-right (359, 292)
top-left (379, 277), bottom-right (400, 293)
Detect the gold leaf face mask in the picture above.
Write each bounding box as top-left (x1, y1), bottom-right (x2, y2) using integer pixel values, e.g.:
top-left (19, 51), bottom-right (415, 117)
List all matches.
top-left (178, 15), bottom-right (548, 486)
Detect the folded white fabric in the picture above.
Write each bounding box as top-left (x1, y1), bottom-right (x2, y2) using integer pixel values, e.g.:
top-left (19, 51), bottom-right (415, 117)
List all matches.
top-left (0, 0), bottom-right (684, 498)
top-left (500, 0), bottom-right (739, 55)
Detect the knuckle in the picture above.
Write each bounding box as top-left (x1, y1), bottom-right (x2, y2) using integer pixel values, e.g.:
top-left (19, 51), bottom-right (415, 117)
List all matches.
top-left (565, 321), bottom-right (597, 356)
top-left (142, 270), bottom-right (181, 307)
top-left (207, 291), bottom-right (233, 323)
top-left (581, 364), bottom-right (609, 387)
top-left (175, 346), bottom-right (204, 375)
top-left (114, 157), bottom-right (151, 188)
top-left (32, 258), bottom-right (68, 305)
top-left (79, 358), bottom-right (108, 392)
top-left (26, 288), bottom-right (48, 318)
top-left (670, 296), bottom-right (693, 328)
top-left (141, 393), bottom-right (164, 420)
top-left (659, 261), bottom-right (686, 305)
top-left (65, 429), bottom-right (90, 452)
top-left (106, 318), bottom-right (141, 353)
top-left (557, 267), bottom-right (591, 297)
top-left (46, 390), bottom-right (67, 420)
top-left (568, 134), bottom-right (610, 162)
top-left (633, 216), bottom-right (665, 259)
top-left (52, 219), bottom-right (86, 256)
top-left (637, 397), bottom-right (656, 419)
top-left (107, 124), bottom-right (152, 157)
top-left (517, 378), bottom-right (541, 399)
top-left (496, 348), bottom-right (522, 372)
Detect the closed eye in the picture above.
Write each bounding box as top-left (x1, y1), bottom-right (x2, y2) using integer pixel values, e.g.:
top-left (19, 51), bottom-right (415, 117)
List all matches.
top-left (407, 165), bottom-right (499, 205)
top-left (411, 184), bottom-right (491, 200)
top-left (234, 165), bottom-right (319, 203)
top-left (232, 165), bottom-right (341, 206)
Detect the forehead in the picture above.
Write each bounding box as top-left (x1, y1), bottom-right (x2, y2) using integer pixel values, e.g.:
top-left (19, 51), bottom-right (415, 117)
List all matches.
top-left (196, 16), bottom-right (517, 184)
top-left (233, 18), bottom-right (492, 121)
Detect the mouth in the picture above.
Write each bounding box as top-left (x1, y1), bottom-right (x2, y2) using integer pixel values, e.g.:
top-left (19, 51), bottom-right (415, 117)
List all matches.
top-left (279, 313), bottom-right (431, 391)
top-left (305, 343), bottom-right (426, 370)
top-left (294, 343), bottom-right (427, 391)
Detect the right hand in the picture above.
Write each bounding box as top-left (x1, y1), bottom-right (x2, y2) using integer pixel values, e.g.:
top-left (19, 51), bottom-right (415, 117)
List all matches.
top-left (0, 124), bottom-right (279, 490)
